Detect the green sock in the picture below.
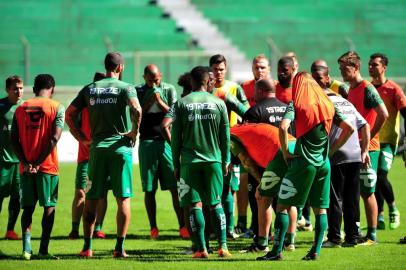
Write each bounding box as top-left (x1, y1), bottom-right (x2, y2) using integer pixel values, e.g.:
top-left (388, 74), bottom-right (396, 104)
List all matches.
top-left (39, 234), bottom-right (50, 254)
top-left (22, 232), bottom-right (32, 253)
top-left (270, 212), bottom-right (289, 255)
top-left (211, 205), bottom-right (227, 249)
top-left (313, 213), bottom-right (328, 255)
top-left (95, 222), bottom-right (102, 232)
top-left (297, 207), bottom-right (303, 221)
top-left (72, 222), bottom-right (80, 232)
top-left (378, 214), bottom-right (384, 221)
top-left (367, 227), bottom-right (377, 241)
top-left (285, 232), bottom-right (295, 245)
top-left (257, 236), bottom-right (268, 247)
top-left (222, 191), bottom-right (234, 233)
top-left (115, 237), bottom-right (125, 252)
top-left (237, 215), bottom-right (247, 229)
top-left (83, 237), bottom-right (92, 251)
top-left (389, 205), bottom-right (397, 213)
top-left (190, 207), bottom-right (206, 252)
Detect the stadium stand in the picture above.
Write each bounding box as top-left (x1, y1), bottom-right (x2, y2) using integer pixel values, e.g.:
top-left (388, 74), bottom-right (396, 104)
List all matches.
top-left (0, 0), bottom-right (201, 89)
top-left (191, 0), bottom-right (406, 80)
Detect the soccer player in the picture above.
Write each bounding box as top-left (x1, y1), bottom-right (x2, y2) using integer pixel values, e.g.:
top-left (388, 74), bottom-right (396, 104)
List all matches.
top-left (275, 56), bottom-right (294, 104)
top-left (68, 72), bottom-right (109, 240)
top-left (136, 64), bottom-right (186, 239)
top-left (369, 53), bottom-right (406, 230)
top-left (172, 66), bottom-right (231, 259)
top-left (241, 54), bottom-right (272, 107)
top-left (284, 52), bottom-right (299, 76)
top-left (0, 75), bottom-right (24, 240)
top-left (11, 74), bottom-right (64, 260)
top-left (311, 60), bottom-right (370, 247)
top-left (231, 123), bottom-right (296, 253)
top-left (257, 72), bottom-right (354, 261)
top-left (210, 54), bottom-right (249, 239)
top-left (241, 78), bottom-right (292, 245)
top-left (66, 52), bottom-right (142, 258)
top-left (237, 55), bottom-right (271, 235)
top-left (338, 51), bottom-right (389, 245)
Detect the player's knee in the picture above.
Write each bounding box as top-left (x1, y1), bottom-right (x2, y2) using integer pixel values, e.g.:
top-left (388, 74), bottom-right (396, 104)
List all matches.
top-left (210, 203), bottom-right (222, 211)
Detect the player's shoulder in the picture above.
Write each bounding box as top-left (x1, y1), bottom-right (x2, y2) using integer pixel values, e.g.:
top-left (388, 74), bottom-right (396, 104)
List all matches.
top-left (160, 81), bottom-right (176, 90)
top-left (241, 78), bottom-right (255, 87)
top-left (385, 80), bottom-right (403, 91)
top-left (224, 80), bottom-right (239, 89)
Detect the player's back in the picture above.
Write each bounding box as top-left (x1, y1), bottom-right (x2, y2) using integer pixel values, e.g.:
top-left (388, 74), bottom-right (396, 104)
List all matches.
top-left (78, 77), bottom-right (136, 144)
top-left (15, 97), bottom-right (61, 174)
top-left (174, 91), bottom-right (229, 164)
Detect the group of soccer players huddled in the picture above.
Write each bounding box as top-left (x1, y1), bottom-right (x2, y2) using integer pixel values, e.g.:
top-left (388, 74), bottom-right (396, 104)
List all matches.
top-left (0, 50), bottom-right (405, 260)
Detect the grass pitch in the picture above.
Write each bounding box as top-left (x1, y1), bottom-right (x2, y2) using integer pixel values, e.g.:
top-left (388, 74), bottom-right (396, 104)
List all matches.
top-left (0, 158), bottom-right (405, 269)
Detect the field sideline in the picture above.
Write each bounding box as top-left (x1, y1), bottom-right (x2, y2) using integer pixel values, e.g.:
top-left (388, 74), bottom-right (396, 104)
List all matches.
top-left (0, 158), bottom-right (405, 270)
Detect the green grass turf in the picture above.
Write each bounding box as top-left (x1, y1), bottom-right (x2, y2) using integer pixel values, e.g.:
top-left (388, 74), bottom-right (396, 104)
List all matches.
top-left (0, 158), bottom-right (406, 269)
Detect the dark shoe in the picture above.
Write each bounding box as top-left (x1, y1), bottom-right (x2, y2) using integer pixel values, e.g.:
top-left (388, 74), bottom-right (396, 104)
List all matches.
top-left (256, 252), bottom-right (282, 261)
top-left (240, 243), bottom-right (269, 253)
top-left (68, 230), bottom-right (80, 240)
top-left (399, 236), bottom-right (406, 244)
top-left (342, 240), bottom-right (358, 247)
top-left (302, 252), bottom-right (319, 260)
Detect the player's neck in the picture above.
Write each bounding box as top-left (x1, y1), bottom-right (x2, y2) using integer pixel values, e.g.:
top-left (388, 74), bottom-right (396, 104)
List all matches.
top-left (105, 71), bottom-right (120, 79)
top-left (371, 74), bottom-right (386, 86)
top-left (349, 74), bottom-right (363, 89)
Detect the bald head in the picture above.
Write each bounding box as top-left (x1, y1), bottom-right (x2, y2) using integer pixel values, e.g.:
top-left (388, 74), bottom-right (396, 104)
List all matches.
top-left (254, 78), bottom-right (275, 102)
top-left (310, 59), bottom-right (330, 90)
top-left (143, 64), bottom-right (162, 88)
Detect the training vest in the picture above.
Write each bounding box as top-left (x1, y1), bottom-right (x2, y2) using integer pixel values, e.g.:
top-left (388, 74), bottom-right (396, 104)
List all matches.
top-left (275, 82), bottom-right (292, 104)
top-left (15, 97), bottom-right (61, 175)
top-left (230, 123), bottom-right (295, 168)
top-left (241, 79), bottom-right (256, 107)
top-left (348, 80), bottom-right (379, 151)
top-left (292, 72), bottom-right (335, 139)
top-left (77, 108), bottom-right (91, 163)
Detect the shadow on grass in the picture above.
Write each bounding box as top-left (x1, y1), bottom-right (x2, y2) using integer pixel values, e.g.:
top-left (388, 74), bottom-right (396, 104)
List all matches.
top-left (0, 248), bottom-right (254, 262)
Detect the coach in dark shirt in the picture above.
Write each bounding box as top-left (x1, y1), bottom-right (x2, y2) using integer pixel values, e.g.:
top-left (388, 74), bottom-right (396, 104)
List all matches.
top-left (240, 78), bottom-right (288, 242)
top-left (243, 79), bottom-right (287, 126)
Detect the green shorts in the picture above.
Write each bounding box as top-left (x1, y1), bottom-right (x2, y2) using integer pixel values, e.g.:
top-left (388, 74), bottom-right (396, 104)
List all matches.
top-left (75, 161), bottom-right (89, 190)
top-left (359, 150), bottom-right (379, 194)
top-left (258, 143), bottom-right (296, 198)
top-left (278, 157), bottom-right (330, 209)
top-left (88, 143), bottom-right (133, 200)
top-left (20, 172), bottom-right (58, 208)
top-left (0, 162), bottom-right (20, 199)
top-left (378, 144), bottom-right (397, 172)
top-left (225, 164), bottom-right (240, 192)
top-left (139, 140), bottom-right (177, 192)
top-left (178, 162), bottom-right (223, 207)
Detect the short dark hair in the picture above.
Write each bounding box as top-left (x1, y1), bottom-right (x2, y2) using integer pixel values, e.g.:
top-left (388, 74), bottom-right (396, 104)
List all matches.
top-left (190, 66), bottom-right (210, 87)
top-left (93, 72), bottom-right (105, 82)
top-left (33, 74), bottom-right (55, 95)
top-left (5, 75), bottom-right (23, 91)
top-left (338, 51), bottom-right (361, 67)
top-left (209, 54), bottom-right (227, 67)
top-left (177, 72), bottom-right (192, 97)
top-left (278, 56), bottom-right (294, 67)
top-left (104, 52), bottom-right (124, 72)
top-left (370, 53), bottom-right (388, 66)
